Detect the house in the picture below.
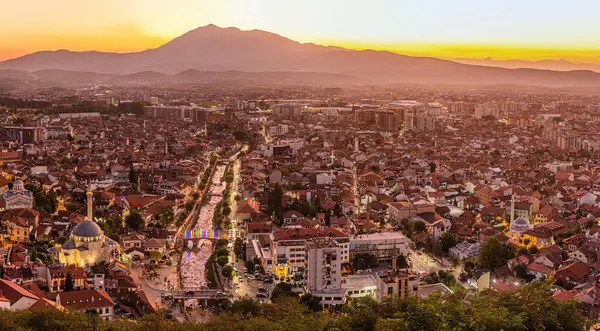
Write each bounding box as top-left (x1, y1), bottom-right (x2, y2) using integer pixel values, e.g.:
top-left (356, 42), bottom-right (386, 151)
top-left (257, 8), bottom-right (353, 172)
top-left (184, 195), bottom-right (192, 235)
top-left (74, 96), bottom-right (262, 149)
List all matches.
top-left (144, 238), bottom-right (166, 256)
top-left (246, 222), bottom-right (273, 241)
top-left (555, 261), bottom-right (591, 286)
top-left (120, 232), bottom-right (144, 250)
top-left (387, 202), bottom-right (417, 223)
top-left (570, 248), bottom-right (597, 264)
top-left (430, 218), bottom-right (452, 240)
top-left (0, 279), bottom-right (38, 310)
top-left (526, 263), bottom-right (553, 280)
top-left (236, 199), bottom-right (260, 221)
top-left (46, 265), bottom-right (87, 292)
top-left (282, 210), bottom-right (305, 225)
top-left (56, 289), bottom-right (114, 320)
top-left (6, 217), bottom-right (31, 242)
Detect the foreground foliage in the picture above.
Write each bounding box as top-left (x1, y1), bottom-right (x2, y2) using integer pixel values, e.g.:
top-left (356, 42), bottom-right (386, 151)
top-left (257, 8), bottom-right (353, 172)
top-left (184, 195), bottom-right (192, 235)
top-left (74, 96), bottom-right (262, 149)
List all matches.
top-left (0, 281), bottom-right (585, 331)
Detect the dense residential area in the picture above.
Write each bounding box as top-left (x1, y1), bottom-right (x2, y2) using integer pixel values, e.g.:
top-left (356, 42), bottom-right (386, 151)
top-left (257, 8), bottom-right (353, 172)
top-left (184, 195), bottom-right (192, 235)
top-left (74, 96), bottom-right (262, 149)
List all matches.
top-left (0, 84), bottom-right (598, 331)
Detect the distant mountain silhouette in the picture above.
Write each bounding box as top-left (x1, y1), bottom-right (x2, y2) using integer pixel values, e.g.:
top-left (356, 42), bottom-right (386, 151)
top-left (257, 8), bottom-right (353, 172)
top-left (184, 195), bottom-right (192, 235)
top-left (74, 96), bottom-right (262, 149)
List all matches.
top-left (454, 57), bottom-right (600, 73)
top-left (3, 24), bottom-right (600, 86)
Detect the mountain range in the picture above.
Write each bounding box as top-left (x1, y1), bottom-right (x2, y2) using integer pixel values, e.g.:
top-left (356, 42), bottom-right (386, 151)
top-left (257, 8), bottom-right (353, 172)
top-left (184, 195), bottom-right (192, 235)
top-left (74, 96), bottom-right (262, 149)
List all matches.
top-left (2, 24), bottom-right (600, 87)
top-left (453, 57), bottom-right (600, 73)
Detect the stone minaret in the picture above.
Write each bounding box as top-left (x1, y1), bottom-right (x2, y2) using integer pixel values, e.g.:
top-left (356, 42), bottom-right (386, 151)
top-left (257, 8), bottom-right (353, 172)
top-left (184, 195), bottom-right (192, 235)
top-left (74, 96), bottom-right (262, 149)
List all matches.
top-left (391, 241), bottom-right (398, 271)
top-left (510, 194), bottom-right (515, 224)
top-left (86, 181), bottom-right (93, 221)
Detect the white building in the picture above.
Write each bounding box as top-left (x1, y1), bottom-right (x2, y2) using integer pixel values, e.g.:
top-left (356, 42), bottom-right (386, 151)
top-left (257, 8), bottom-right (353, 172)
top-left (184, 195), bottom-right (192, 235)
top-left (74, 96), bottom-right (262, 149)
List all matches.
top-left (305, 238), bottom-right (346, 306)
top-left (3, 180), bottom-right (34, 210)
top-left (350, 232), bottom-right (408, 262)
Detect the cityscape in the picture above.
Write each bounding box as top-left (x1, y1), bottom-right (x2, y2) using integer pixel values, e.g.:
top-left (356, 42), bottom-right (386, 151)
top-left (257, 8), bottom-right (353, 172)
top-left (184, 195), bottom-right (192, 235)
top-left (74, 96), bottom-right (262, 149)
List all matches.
top-left (1, 1), bottom-right (600, 330)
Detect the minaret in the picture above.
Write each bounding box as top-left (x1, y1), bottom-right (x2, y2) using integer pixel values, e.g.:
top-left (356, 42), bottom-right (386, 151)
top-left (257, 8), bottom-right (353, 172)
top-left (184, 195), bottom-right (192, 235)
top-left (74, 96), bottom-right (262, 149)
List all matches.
top-left (164, 140), bottom-right (168, 155)
top-left (86, 181), bottom-right (93, 222)
top-left (137, 175), bottom-right (141, 193)
top-left (510, 194), bottom-right (515, 224)
top-left (354, 137), bottom-right (359, 153)
top-left (391, 241), bottom-right (398, 271)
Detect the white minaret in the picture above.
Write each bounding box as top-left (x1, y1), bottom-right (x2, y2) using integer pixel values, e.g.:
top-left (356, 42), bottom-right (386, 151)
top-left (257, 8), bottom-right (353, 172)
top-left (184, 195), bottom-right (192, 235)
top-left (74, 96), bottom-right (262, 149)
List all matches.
top-left (354, 137), bottom-right (359, 153)
top-left (86, 181), bottom-right (93, 221)
top-left (164, 140), bottom-right (168, 155)
top-left (510, 194), bottom-right (515, 224)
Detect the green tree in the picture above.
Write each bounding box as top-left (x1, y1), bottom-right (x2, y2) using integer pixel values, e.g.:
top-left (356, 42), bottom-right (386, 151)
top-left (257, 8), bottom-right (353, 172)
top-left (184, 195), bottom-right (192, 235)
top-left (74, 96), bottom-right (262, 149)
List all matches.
top-left (270, 282), bottom-right (296, 301)
top-left (222, 265), bottom-right (234, 279)
top-left (234, 237), bottom-right (245, 259)
top-left (156, 206), bottom-right (174, 228)
top-left (343, 296), bottom-right (379, 331)
top-left (440, 232), bottom-right (458, 253)
top-left (267, 184), bottom-right (284, 219)
top-left (353, 253), bottom-right (378, 270)
top-left (245, 259), bottom-right (256, 274)
top-left (300, 293), bottom-right (323, 312)
top-left (128, 168), bottom-right (137, 184)
top-left (229, 298), bottom-right (261, 317)
top-left (125, 210), bottom-right (144, 230)
top-left (65, 272), bottom-right (74, 292)
top-left (413, 221), bottom-right (426, 233)
top-left (478, 238), bottom-right (515, 270)
top-left (216, 256), bottom-right (229, 266)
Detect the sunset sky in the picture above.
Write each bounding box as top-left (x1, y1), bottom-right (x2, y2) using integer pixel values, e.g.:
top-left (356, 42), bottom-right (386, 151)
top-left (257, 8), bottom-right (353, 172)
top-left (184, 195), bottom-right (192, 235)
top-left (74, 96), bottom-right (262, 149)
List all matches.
top-left (3, 0), bottom-right (600, 62)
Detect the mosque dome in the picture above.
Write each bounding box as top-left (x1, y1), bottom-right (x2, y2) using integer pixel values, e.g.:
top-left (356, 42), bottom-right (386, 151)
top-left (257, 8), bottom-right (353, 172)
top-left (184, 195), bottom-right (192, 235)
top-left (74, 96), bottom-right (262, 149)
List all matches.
top-left (510, 217), bottom-right (531, 233)
top-left (71, 220), bottom-right (103, 239)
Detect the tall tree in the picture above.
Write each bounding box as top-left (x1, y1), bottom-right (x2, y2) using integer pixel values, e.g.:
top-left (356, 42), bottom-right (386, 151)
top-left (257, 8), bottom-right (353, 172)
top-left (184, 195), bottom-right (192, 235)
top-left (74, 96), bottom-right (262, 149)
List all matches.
top-left (125, 210), bottom-right (144, 230)
top-left (65, 272), bottom-right (74, 292)
top-left (478, 238), bottom-right (515, 270)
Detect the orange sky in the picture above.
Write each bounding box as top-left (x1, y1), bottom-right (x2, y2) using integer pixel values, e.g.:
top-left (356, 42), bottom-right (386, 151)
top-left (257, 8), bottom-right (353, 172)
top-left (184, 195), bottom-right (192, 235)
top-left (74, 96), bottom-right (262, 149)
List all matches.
top-left (2, 0), bottom-right (600, 63)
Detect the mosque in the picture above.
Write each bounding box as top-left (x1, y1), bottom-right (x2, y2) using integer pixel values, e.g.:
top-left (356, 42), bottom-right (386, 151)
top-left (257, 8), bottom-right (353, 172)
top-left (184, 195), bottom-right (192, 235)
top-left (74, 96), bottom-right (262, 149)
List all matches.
top-left (58, 184), bottom-right (119, 267)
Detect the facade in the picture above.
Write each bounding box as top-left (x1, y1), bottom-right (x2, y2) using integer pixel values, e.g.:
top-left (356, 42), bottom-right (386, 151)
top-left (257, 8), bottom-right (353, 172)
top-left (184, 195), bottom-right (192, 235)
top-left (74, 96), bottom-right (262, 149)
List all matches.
top-left (56, 289), bottom-right (114, 320)
top-left (376, 269), bottom-right (419, 299)
top-left (143, 105), bottom-right (208, 123)
top-left (1, 126), bottom-right (43, 144)
top-left (3, 180), bottom-right (34, 210)
top-left (349, 232), bottom-right (408, 262)
top-left (46, 265), bottom-right (87, 293)
top-left (305, 238), bottom-right (346, 307)
top-left (0, 279), bottom-right (38, 311)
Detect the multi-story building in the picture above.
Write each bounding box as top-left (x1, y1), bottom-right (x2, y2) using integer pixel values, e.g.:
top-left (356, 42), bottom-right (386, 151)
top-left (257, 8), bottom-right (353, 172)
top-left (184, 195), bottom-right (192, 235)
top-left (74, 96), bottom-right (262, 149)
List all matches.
top-left (474, 103), bottom-right (500, 119)
top-left (273, 104), bottom-right (302, 117)
top-left (376, 246), bottom-right (418, 299)
top-left (349, 232), bottom-right (408, 262)
top-left (305, 238), bottom-right (346, 307)
top-left (376, 268), bottom-right (419, 299)
top-left (46, 265), bottom-right (87, 293)
top-left (143, 105), bottom-right (208, 123)
top-left (268, 124), bottom-right (289, 136)
top-left (1, 126), bottom-right (43, 144)
top-left (270, 227), bottom-right (347, 278)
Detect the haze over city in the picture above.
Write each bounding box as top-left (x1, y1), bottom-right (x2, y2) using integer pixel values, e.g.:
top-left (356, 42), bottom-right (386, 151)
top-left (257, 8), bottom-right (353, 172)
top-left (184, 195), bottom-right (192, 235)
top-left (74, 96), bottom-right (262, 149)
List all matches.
top-left (1, 2), bottom-right (600, 331)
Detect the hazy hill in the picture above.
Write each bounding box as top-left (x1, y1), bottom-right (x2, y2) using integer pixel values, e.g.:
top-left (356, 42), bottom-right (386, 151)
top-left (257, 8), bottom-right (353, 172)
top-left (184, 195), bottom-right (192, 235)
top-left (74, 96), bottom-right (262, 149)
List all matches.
top-left (2, 24), bottom-right (600, 86)
top-left (454, 57), bottom-right (600, 73)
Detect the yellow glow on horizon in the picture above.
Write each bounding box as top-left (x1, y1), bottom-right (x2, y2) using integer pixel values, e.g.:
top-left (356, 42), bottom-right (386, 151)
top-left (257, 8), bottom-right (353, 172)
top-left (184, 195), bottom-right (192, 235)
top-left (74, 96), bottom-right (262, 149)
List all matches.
top-left (315, 41), bottom-right (600, 63)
